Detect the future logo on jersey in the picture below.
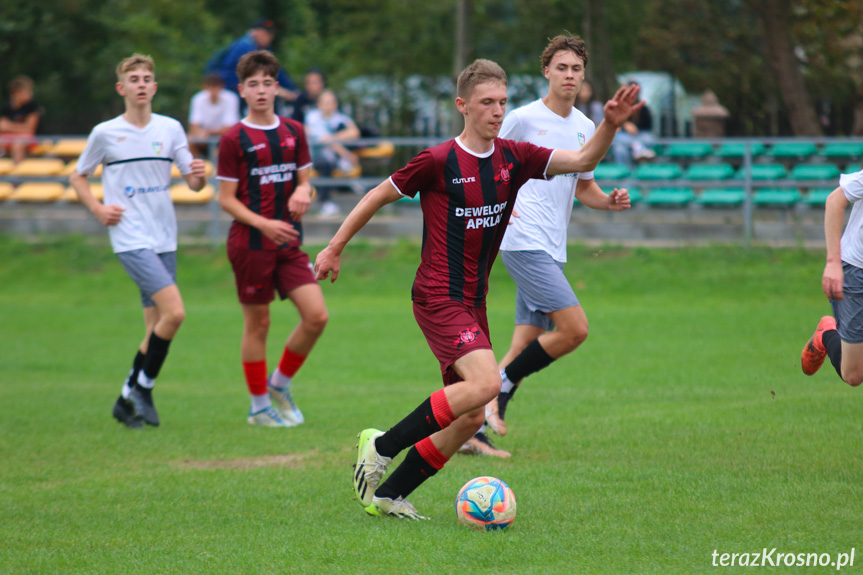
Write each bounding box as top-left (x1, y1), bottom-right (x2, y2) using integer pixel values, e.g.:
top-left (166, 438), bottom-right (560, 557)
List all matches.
top-left (494, 162), bottom-right (513, 184)
top-left (455, 201), bottom-right (508, 230)
top-left (151, 141), bottom-right (163, 155)
top-left (453, 326), bottom-right (481, 349)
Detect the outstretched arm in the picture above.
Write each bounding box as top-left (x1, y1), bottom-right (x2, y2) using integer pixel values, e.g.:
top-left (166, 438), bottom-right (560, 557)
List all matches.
top-left (314, 179), bottom-right (403, 282)
top-left (548, 83), bottom-right (645, 175)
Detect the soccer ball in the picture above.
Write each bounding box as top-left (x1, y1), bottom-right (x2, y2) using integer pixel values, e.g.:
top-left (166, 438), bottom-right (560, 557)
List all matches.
top-left (455, 476), bottom-right (517, 531)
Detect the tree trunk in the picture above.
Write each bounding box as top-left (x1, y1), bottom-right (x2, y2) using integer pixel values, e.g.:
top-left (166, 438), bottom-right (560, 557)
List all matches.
top-left (583, 0), bottom-right (618, 101)
top-left (853, 82), bottom-right (863, 136)
top-left (451, 0), bottom-right (471, 136)
top-left (759, 0), bottom-right (822, 136)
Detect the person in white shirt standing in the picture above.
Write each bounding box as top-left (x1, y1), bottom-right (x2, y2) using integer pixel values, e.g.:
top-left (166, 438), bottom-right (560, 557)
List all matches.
top-left (188, 73), bottom-right (240, 157)
top-left (461, 33), bottom-right (632, 456)
top-left (70, 53), bottom-right (207, 429)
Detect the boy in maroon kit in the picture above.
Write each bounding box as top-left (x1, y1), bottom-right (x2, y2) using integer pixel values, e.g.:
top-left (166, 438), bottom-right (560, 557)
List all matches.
top-left (315, 59), bottom-right (642, 519)
top-left (218, 51), bottom-right (328, 426)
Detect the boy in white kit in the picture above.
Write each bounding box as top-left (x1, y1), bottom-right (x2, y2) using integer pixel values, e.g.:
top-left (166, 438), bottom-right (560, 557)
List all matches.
top-left (461, 34), bottom-right (632, 455)
top-left (801, 168), bottom-right (863, 389)
top-left (70, 53), bottom-right (207, 428)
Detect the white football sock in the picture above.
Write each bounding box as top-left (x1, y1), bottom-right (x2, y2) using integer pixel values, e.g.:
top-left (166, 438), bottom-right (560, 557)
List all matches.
top-left (250, 394), bottom-right (271, 413)
top-left (137, 371), bottom-right (155, 389)
top-left (500, 369), bottom-right (514, 393)
top-left (269, 367), bottom-right (293, 389)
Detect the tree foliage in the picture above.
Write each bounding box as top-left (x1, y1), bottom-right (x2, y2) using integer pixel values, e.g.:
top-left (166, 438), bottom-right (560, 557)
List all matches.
top-left (1, 0), bottom-right (861, 135)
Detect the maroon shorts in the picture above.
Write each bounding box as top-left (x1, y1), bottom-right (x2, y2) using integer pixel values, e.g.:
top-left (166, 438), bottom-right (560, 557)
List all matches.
top-left (413, 299), bottom-right (493, 386)
top-left (227, 245), bottom-right (317, 304)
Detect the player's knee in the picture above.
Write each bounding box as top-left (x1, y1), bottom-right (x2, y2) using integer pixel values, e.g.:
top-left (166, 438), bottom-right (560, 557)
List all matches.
top-left (842, 369), bottom-right (863, 387)
top-left (560, 324), bottom-right (588, 352)
top-left (304, 308), bottom-right (328, 335)
top-left (477, 374), bottom-right (501, 405)
top-left (163, 306), bottom-right (186, 331)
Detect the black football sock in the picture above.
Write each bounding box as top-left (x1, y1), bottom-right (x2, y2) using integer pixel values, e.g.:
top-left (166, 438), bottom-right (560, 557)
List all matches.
top-left (822, 329), bottom-right (843, 378)
top-left (375, 398), bottom-right (442, 459)
top-left (139, 332), bottom-right (172, 386)
top-left (504, 338), bottom-right (556, 384)
top-left (497, 390), bottom-right (514, 419)
top-left (125, 350), bottom-right (146, 388)
top-left (375, 447), bottom-right (438, 500)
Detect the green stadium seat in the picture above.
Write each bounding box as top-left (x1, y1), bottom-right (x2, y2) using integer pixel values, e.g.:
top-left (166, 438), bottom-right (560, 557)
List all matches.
top-left (715, 142), bottom-right (765, 159)
top-left (846, 163), bottom-right (862, 174)
top-left (643, 187), bottom-right (695, 206)
top-left (662, 141), bottom-right (714, 159)
top-left (696, 188), bottom-right (746, 207)
top-left (633, 163), bottom-right (683, 180)
top-left (593, 163), bottom-right (631, 180)
top-left (789, 163), bottom-right (840, 181)
top-left (683, 162), bottom-right (734, 180)
top-left (821, 142), bottom-right (863, 160)
top-left (736, 163), bottom-right (787, 180)
top-left (802, 188), bottom-right (833, 206)
top-left (766, 142), bottom-right (817, 160)
top-left (753, 188), bottom-right (802, 207)
top-left (627, 189), bottom-right (643, 204)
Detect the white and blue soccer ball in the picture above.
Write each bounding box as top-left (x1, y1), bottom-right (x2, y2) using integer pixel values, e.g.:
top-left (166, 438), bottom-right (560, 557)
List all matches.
top-left (455, 476), bottom-right (517, 531)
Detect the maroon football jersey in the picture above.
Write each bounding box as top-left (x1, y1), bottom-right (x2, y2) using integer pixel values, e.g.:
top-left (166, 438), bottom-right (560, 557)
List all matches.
top-left (218, 117), bottom-right (312, 250)
top-left (390, 137), bottom-right (553, 306)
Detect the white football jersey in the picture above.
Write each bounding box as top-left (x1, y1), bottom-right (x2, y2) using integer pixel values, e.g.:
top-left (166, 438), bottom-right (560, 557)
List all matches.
top-left (839, 170), bottom-right (863, 268)
top-left (499, 99), bottom-right (596, 262)
top-left (76, 114), bottom-right (194, 254)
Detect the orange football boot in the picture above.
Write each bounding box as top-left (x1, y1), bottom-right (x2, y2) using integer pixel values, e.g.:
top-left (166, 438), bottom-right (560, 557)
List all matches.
top-left (801, 316), bottom-right (837, 375)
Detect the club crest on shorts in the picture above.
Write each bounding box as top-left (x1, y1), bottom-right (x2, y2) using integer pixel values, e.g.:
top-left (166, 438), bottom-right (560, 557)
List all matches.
top-left (453, 326), bottom-right (481, 349)
top-left (494, 162), bottom-right (513, 184)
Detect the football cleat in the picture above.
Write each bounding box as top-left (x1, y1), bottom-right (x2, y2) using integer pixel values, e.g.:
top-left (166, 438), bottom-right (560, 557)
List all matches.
top-left (459, 431), bottom-right (512, 458)
top-left (801, 316), bottom-right (836, 375)
top-left (364, 496), bottom-right (429, 520)
top-left (268, 381), bottom-right (304, 426)
top-left (353, 428), bottom-right (390, 507)
top-left (247, 406), bottom-right (292, 427)
top-left (127, 386), bottom-right (159, 427)
top-left (112, 396), bottom-right (144, 429)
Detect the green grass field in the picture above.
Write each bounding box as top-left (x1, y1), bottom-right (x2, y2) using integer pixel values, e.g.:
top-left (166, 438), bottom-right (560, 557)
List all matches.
top-left (1, 236), bottom-right (861, 574)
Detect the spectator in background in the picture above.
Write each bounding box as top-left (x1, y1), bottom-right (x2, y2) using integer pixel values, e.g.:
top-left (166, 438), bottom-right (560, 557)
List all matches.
top-left (188, 74), bottom-right (241, 157)
top-left (291, 68), bottom-right (327, 124)
top-left (575, 79), bottom-right (603, 126)
top-left (612, 81), bottom-right (655, 166)
top-left (1, 76), bottom-right (43, 163)
top-left (304, 89), bottom-right (361, 217)
top-left (217, 19), bottom-right (299, 107)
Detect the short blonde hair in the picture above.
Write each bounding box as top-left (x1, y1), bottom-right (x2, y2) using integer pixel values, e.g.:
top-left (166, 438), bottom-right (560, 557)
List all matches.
top-left (456, 59), bottom-right (507, 100)
top-left (116, 53), bottom-right (155, 81)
